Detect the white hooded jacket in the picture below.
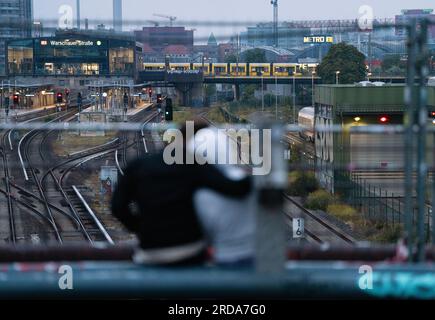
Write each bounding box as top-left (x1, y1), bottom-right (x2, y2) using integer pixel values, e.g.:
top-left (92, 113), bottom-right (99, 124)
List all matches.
top-left (191, 128), bottom-right (256, 264)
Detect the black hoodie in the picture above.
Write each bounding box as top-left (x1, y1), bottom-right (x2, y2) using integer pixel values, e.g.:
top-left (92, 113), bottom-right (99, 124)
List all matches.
top-left (111, 152), bottom-right (252, 250)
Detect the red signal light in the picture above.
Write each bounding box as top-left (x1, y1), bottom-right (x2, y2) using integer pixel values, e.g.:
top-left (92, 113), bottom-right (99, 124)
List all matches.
top-left (380, 116), bottom-right (389, 123)
top-left (56, 92), bottom-right (63, 103)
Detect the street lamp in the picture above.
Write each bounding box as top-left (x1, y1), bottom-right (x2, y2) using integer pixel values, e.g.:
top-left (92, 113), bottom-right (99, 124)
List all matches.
top-left (275, 74), bottom-right (279, 120)
top-left (292, 73), bottom-right (296, 124)
top-left (430, 55), bottom-right (434, 75)
top-left (0, 80), bottom-right (3, 112)
top-left (311, 71), bottom-right (316, 108)
top-left (102, 92), bottom-right (108, 110)
top-left (261, 72), bottom-right (265, 112)
top-left (335, 71), bottom-right (340, 85)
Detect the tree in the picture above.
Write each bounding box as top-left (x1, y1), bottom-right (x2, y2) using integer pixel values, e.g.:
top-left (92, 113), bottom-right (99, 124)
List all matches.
top-left (382, 54), bottom-right (406, 76)
top-left (224, 54), bottom-right (238, 63)
top-left (243, 49), bottom-right (267, 63)
top-left (382, 54), bottom-right (405, 70)
top-left (317, 43), bottom-right (366, 84)
top-left (241, 84), bottom-right (257, 102)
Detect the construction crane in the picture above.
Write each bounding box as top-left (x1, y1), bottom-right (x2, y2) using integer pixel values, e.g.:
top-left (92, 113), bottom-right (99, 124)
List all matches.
top-left (153, 14), bottom-right (177, 27)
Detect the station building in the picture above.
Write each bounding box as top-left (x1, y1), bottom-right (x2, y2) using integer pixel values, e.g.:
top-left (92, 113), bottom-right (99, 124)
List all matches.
top-left (5, 34), bottom-right (143, 89)
top-left (314, 84), bottom-right (435, 194)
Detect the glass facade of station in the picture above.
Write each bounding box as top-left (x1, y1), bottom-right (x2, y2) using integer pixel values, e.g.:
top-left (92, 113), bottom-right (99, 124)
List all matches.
top-left (7, 37), bottom-right (138, 77)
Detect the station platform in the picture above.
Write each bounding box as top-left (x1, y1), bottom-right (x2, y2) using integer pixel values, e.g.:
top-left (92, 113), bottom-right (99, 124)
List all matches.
top-left (127, 102), bottom-right (154, 117)
top-left (81, 102), bottom-right (154, 120)
top-left (0, 104), bottom-right (59, 120)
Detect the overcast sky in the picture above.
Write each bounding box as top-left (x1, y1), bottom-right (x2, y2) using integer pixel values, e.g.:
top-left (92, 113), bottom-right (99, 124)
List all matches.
top-left (34, 0), bottom-right (435, 43)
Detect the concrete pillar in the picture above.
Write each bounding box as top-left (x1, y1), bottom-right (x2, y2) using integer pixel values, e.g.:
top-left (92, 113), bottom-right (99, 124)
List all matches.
top-left (234, 84), bottom-right (240, 101)
top-left (175, 83), bottom-right (204, 107)
top-left (190, 83), bottom-right (204, 107)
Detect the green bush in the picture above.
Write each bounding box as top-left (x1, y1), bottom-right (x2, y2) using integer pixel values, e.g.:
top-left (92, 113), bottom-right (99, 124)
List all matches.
top-left (287, 171), bottom-right (319, 197)
top-left (370, 225), bottom-right (404, 243)
top-left (306, 190), bottom-right (335, 211)
top-left (327, 204), bottom-right (358, 223)
top-left (289, 144), bottom-right (301, 164)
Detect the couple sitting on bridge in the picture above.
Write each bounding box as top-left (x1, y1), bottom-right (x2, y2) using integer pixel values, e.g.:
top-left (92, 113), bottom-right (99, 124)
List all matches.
top-left (111, 120), bottom-right (256, 267)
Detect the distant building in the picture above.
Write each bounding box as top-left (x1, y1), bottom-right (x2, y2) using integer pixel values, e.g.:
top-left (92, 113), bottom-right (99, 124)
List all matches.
top-left (141, 43), bottom-right (160, 62)
top-left (395, 9), bottom-right (435, 39)
top-left (241, 19), bottom-right (407, 61)
top-left (134, 27), bottom-right (194, 59)
top-left (218, 42), bottom-right (236, 62)
top-left (193, 33), bottom-right (219, 63)
top-left (0, 0), bottom-right (33, 76)
top-left (241, 23), bottom-right (311, 49)
top-left (314, 84), bottom-right (435, 194)
top-left (6, 34), bottom-right (142, 88)
top-left (164, 45), bottom-right (191, 63)
top-left (113, 0), bottom-right (123, 32)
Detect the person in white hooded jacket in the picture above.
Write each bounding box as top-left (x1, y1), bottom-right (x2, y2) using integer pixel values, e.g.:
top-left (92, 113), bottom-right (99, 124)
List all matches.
top-left (191, 128), bottom-right (256, 267)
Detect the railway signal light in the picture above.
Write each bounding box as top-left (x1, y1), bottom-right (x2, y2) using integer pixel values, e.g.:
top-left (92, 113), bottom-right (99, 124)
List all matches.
top-left (13, 94), bottom-right (19, 106)
top-left (56, 92), bottom-right (63, 104)
top-left (379, 116), bottom-right (389, 124)
top-left (165, 98), bottom-right (173, 121)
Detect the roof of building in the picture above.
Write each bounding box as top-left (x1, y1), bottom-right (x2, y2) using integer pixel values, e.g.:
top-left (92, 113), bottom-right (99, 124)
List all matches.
top-left (207, 33), bottom-right (218, 46)
top-left (240, 46), bottom-right (294, 56)
top-left (142, 43), bottom-right (156, 54)
top-left (164, 45), bottom-right (190, 55)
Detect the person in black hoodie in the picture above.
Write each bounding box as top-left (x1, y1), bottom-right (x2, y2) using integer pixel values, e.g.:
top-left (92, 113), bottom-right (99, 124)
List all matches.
top-left (111, 122), bottom-right (252, 266)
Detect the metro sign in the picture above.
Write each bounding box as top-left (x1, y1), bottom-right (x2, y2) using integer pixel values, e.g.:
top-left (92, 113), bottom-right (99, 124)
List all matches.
top-left (303, 36), bottom-right (334, 44)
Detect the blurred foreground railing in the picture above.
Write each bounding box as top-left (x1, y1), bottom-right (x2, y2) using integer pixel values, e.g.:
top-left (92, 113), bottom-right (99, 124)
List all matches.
top-left (1, 243), bottom-right (435, 263)
top-left (0, 251), bottom-right (435, 299)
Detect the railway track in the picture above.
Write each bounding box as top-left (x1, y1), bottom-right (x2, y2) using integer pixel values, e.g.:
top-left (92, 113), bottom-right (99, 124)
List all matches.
top-left (0, 110), bottom-right (81, 244)
top-left (282, 133), bottom-right (315, 160)
top-left (37, 127), bottom-right (126, 244)
top-left (56, 152), bottom-right (117, 244)
top-left (115, 110), bottom-right (160, 175)
top-left (283, 194), bottom-right (355, 245)
top-left (35, 107), bottom-right (162, 243)
top-left (0, 131), bottom-right (16, 244)
top-left (18, 110), bottom-right (81, 243)
top-left (0, 104), bottom-right (119, 244)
